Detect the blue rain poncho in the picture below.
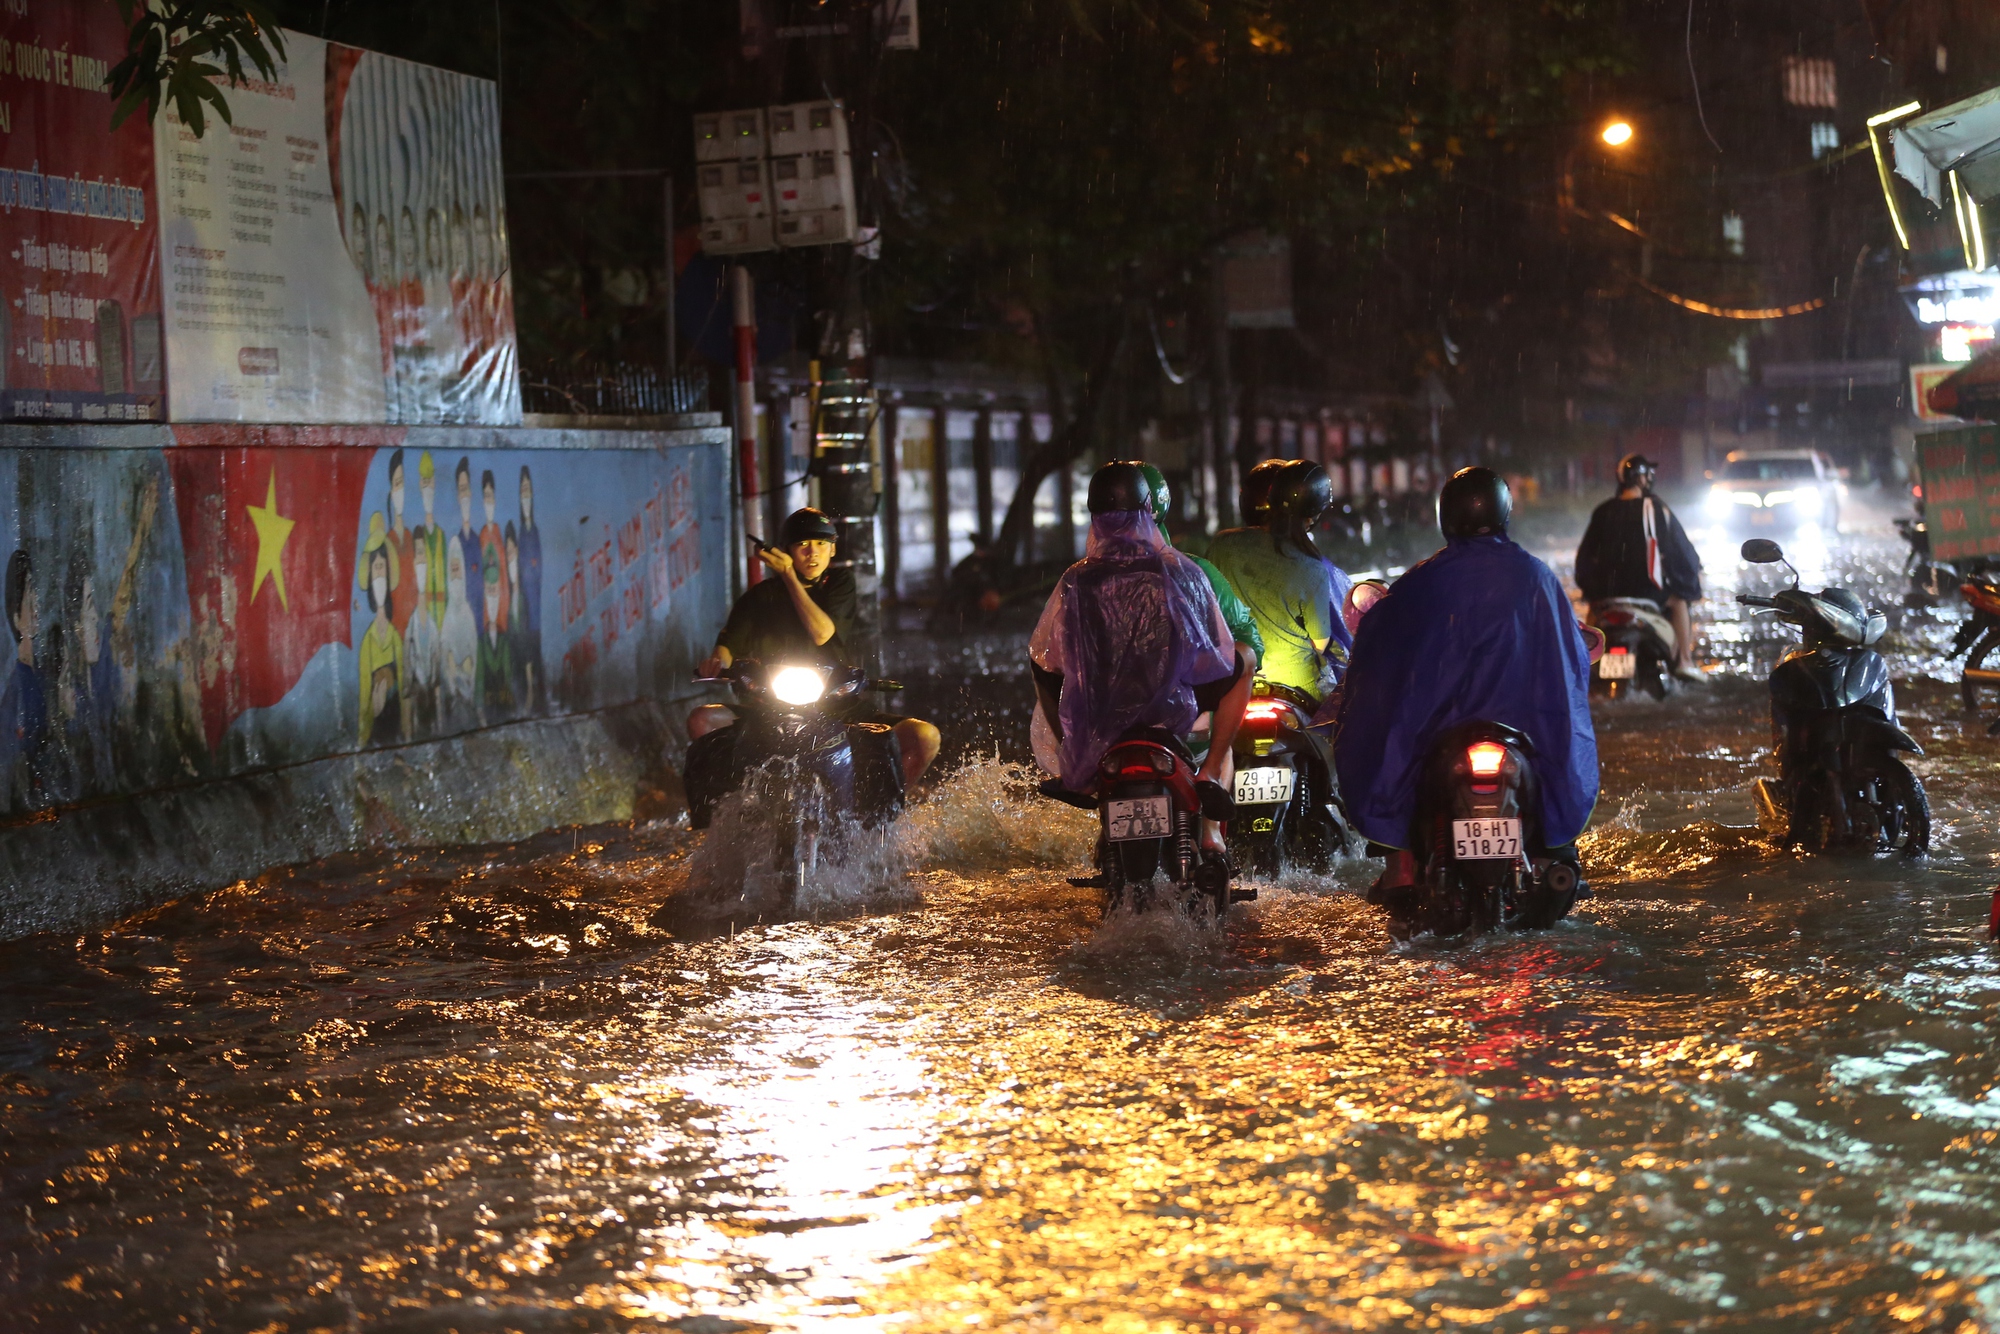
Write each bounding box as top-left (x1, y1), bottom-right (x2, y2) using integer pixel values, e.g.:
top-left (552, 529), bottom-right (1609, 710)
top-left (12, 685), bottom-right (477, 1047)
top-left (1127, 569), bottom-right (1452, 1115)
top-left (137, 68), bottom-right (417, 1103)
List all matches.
top-left (1333, 534), bottom-right (1598, 848)
top-left (1030, 510), bottom-right (1236, 791)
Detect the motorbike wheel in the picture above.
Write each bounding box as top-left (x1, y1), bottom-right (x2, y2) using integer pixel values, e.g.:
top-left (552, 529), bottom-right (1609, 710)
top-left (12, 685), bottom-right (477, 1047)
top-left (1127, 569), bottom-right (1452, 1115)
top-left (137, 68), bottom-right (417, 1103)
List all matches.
top-left (773, 776), bottom-right (828, 904)
top-left (1643, 654), bottom-right (1673, 701)
top-left (1964, 628), bottom-right (2000, 713)
top-left (1888, 762), bottom-right (1931, 858)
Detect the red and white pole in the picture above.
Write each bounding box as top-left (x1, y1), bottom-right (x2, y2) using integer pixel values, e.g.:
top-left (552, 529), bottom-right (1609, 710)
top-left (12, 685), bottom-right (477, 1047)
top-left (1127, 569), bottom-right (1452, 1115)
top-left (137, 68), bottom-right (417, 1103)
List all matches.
top-left (732, 264), bottom-right (761, 586)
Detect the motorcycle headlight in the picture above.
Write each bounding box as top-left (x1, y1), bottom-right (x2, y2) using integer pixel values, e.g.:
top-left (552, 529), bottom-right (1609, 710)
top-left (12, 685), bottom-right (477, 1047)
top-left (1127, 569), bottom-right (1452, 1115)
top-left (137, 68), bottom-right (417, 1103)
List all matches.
top-left (770, 665), bottom-right (828, 706)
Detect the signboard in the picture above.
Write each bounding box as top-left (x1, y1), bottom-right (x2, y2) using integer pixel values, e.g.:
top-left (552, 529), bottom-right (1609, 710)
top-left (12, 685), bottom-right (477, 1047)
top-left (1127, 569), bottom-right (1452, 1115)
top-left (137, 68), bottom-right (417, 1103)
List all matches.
top-left (0, 1), bottom-right (163, 421)
top-left (1916, 426), bottom-right (2000, 561)
top-left (1912, 363), bottom-right (1961, 422)
top-left (155, 33), bottom-right (519, 424)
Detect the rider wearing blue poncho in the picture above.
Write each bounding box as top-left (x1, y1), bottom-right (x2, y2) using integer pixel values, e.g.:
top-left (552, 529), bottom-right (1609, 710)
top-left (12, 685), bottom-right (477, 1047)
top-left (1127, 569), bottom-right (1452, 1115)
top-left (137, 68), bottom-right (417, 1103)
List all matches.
top-left (1334, 467), bottom-right (1598, 893)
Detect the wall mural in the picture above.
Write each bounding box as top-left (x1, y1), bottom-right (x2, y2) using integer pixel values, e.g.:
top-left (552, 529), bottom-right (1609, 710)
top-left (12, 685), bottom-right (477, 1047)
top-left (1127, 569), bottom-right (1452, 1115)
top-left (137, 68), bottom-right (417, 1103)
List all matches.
top-left (0, 431), bottom-right (727, 814)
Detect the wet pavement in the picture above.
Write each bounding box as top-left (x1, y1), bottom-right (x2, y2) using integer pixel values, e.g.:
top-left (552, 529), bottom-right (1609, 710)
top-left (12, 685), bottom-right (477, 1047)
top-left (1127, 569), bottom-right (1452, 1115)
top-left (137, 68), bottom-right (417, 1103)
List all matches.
top-left (3, 500), bottom-right (1999, 1332)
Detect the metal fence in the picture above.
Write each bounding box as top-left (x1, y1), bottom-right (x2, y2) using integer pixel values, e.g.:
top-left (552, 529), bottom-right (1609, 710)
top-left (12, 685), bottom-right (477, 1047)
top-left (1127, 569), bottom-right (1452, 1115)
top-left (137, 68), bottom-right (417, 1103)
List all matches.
top-left (522, 363), bottom-right (712, 417)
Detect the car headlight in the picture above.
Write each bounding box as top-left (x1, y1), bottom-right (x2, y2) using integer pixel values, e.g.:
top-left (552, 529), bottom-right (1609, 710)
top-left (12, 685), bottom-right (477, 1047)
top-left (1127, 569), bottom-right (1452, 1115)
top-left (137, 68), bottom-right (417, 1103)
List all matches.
top-left (1763, 489), bottom-right (1795, 507)
top-left (770, 665), bottom-right (828, 705)
top-left (1730, 491), bottom-right (1762, 508)
top-left (1706, 485), bottom-right (1731, 514)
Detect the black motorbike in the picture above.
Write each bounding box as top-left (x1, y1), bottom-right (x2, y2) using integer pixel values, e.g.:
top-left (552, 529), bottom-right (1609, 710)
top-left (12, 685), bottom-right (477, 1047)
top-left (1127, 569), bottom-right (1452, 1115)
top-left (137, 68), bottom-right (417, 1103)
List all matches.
top-left (1376, 722), bottom-right (1584, 940)
top-left (1587, 598), bottom-right (1676, 700)
top-left (1041, 726), bottom-right (1242, 918)
top-left (1736, 539), bottom-right (1928, 857)
top-left (1226, 681), bottom-right (1348, 877)
top-left (683, 659), bottom-right (906, 897)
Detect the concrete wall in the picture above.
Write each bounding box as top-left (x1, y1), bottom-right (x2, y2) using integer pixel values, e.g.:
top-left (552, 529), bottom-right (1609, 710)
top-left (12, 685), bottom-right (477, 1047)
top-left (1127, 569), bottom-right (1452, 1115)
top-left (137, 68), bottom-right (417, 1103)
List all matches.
top-left (0, 419), bottom-right (731, 938)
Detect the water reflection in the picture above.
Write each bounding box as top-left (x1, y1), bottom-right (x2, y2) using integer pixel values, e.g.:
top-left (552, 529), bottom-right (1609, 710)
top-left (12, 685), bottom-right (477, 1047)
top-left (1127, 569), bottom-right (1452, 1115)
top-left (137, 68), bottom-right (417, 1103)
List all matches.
top-left (0, 514), bottom-right (1995, 1330)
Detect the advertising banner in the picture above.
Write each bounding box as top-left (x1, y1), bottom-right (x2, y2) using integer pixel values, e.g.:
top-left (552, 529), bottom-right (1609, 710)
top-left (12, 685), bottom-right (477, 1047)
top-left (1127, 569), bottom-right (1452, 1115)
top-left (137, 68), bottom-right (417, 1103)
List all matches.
top-left (0, 1), bottom-right (164, 422)
top-left (1916, 426), bottom-right (2000, 562)
top-left (156, 32), bottom-right (519, 424)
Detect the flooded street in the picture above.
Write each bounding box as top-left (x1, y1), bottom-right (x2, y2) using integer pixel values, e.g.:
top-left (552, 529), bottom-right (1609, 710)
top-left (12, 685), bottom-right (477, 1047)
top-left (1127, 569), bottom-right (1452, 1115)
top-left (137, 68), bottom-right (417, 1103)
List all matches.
top-left (4, 508), bottom-right (1998, 1333)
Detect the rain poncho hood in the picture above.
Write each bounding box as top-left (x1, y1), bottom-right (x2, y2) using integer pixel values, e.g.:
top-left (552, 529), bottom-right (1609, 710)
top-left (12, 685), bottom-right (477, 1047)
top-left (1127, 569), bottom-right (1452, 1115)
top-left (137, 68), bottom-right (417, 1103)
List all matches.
top-left (1333, 535), bottom-right (1597, 848)
top-left (1031, 510), bottom-right (1235, 790)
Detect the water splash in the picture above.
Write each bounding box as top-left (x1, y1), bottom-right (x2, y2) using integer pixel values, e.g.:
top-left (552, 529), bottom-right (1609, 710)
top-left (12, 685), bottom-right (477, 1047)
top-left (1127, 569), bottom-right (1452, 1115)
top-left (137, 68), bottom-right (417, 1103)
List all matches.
top-left (897, 755), bottom-right (1096, 870)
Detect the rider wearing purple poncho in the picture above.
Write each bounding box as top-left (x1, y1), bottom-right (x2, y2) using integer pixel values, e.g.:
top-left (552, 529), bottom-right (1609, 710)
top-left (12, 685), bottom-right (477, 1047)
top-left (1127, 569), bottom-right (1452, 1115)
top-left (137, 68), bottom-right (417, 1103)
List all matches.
top-left (1334, 466), bottom-right (1598, 896)
top-left (1030, 462), bottom-right (1249, 848)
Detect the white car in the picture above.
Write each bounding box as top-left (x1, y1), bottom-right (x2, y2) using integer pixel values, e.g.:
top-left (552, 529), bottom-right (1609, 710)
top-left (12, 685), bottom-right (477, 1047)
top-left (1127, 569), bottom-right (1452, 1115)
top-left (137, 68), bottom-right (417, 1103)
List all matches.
top-left (1704, 450), bottom-right (1845, 534)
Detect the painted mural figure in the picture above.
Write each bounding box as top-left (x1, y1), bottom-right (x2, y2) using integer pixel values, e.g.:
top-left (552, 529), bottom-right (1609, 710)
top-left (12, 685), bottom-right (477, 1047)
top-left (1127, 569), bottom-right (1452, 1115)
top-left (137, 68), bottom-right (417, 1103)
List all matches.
top-left (517, 466), bottom-right (542, 711)
top-left (475, 559), bottom-right (514, 723)
top-left (384, 449), bottom-right (419, 639)
top-left (404, 534), bottom-right (441, 735)
top-left (418, 451), bottom-right (448, 629)
top-left (65, 570), bottom-right (121, 787)
top-left (504, 523), bottom-right (528, 708)
top-left (357, 517), bottom-right (405, 746)
top-left (0, 550), bottom-right (49, 800)
top-left (477, 469), bottom-right (509, 636)
top-left (455, 457), bottom-right (484, 639)
top-left (440, 540), bottom-right (479, 728)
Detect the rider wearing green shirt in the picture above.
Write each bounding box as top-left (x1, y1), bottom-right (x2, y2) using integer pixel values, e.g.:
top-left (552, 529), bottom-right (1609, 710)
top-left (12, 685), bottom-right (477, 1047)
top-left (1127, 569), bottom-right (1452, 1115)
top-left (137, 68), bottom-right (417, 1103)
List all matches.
top-left (1203, 462), bottom-right (1341, 703)
top-left (1140, 464), bottom-right (1263, 670)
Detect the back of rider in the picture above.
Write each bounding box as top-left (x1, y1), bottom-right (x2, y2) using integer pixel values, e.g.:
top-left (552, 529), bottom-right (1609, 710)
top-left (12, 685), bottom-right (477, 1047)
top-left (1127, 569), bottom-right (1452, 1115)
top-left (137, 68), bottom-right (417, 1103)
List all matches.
top-left (716, 566), bottom-right (859, 668)
top-left (1574, 496), bottom-right (1702, 604)
top-left (1204, 526), bottom-right (1334, 698)
top-left (1334, 534), bottom-right (1598, 851)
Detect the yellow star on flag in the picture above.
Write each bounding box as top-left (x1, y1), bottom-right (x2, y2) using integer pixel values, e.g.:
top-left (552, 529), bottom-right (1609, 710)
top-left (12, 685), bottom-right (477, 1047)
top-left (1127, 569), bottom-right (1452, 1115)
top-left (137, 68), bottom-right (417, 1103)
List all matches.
top-left (245, 467), bottom-right (296, 610)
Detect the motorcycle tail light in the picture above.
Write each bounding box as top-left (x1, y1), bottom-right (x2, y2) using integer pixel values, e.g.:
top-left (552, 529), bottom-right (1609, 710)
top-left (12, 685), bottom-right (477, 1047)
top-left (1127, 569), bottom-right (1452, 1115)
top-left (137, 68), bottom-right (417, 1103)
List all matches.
top-left (1608, 646), bottom-right (1630, 657)
top-left (1244, 698), bottom-right (1290, 725)
top-left (1467, 742), bottom-right (1506, 777)
top-left (1152, 750), bottom-right (1176, 774)
top-left (1597, 610), bottom-right (1635, 626)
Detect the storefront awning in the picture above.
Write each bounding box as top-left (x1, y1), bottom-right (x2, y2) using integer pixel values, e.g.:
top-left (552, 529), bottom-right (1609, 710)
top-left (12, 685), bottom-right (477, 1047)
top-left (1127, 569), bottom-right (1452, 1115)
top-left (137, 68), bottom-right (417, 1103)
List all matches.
top-left (1895, 86), bottom-right (2000, 207)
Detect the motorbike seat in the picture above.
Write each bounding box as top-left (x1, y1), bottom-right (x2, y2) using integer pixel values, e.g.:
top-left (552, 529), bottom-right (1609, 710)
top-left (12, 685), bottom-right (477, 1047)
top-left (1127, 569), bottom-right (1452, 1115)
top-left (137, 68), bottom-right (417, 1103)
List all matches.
top-left (1111, 725), bottom-right (1197, 767)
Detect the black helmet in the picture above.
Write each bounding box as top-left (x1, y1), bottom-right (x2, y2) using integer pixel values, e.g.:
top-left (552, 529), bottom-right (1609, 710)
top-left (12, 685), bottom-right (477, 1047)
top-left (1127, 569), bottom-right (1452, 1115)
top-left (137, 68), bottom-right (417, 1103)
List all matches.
top-left (1239, 458), bottom-right (1289, 526)
top-left (1272, 460), bottom-right (1333, 526)
top-left (1617, 453), bottom-right (1658, 491)
top-left (780, 506), bottom-right (839, 546)
top-left (1438, 466), bottom-right (1512, 539)
top-left (1087, 460), bottom-right (1155, 515)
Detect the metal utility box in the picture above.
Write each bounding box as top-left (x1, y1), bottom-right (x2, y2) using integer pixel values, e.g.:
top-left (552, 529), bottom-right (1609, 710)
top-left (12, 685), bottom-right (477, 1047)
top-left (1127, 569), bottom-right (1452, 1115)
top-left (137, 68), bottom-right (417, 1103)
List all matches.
top-left (697, 157), bottom-right (775, 254)
top-left (694, 108), bottom-right (767, 162)
top-left (768, 101), bottom-right (856, 247)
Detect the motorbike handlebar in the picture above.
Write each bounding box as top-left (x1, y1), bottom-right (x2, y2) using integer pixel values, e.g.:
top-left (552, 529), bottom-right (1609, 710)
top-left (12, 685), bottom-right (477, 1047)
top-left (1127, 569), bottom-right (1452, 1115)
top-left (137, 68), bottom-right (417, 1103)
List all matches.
top-left (1736, 594), bottom-right (1778, 608)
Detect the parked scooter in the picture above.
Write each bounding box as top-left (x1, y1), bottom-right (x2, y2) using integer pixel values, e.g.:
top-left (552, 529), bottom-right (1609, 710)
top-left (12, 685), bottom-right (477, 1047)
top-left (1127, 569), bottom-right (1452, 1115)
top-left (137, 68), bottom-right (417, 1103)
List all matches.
top-left (1375, 722), bottom-right (1585, 940)
top-left (1586, 598), bottom-right (1676, 700)
top-left (683, 659), bottom-right (906, 896)
top-left (1948, 566), bottom-right (2000, 716)
top-left (1043, 727), bottom-right (1243, 918)
top-left (1736, 539), bottom-right (1929, 857)
top-left (1225, 682), bottom-right (1349, 877)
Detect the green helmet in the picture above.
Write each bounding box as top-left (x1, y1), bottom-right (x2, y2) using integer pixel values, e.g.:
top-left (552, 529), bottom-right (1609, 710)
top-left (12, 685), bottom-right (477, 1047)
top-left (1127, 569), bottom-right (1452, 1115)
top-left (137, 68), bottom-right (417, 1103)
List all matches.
top-left (1137, 463), bottom-right (1171, 527)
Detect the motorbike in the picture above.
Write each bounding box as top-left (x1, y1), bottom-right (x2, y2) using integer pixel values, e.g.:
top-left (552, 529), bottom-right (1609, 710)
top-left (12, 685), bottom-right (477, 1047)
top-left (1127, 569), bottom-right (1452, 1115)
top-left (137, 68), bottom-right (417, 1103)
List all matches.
top-left (1736, 539), bottom-right (1929, 857)
top-left (1895, 513), bottom-right (1955, 605)
top-left (1377, 721), bottom-right (1584, 941)
top-left (1947, 566), bottom-right (2000, 717)
top-left (1586, 598), bottom-right (1676, 700)
top-left (1225, 681), bottom-right (1349, 877)
top-left (683, 659), bottom-right (906, 897)
top-left (1041, 727), bottom-right (1242, 918)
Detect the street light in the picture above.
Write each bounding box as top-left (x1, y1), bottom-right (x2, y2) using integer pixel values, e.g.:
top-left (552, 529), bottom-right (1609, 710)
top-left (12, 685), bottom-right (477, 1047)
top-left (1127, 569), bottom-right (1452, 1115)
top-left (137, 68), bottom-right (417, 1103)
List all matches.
top-left (1601, 120), bottom-right (1634, 147)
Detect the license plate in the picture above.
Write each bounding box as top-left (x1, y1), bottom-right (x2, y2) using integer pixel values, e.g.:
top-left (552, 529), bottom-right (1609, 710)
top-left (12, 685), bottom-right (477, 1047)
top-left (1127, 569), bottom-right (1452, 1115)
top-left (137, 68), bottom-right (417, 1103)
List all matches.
top-left (1598, 650), bottom-right (1636, 680)
top-left (1452, 818), bottom-right (1522, 860)
top-left (1233, 765), bottom-right (1294, 806)
top-left (1751, 511), bottom-right (1774, 526)
top-left (1106, 795), bottom-right (1174, 842)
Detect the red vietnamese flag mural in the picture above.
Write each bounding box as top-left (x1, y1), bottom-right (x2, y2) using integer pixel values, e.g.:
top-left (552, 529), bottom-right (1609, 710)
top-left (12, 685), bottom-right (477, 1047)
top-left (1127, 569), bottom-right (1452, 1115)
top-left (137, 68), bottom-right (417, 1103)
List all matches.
top-left (165, 435), bottom-right (380, 749)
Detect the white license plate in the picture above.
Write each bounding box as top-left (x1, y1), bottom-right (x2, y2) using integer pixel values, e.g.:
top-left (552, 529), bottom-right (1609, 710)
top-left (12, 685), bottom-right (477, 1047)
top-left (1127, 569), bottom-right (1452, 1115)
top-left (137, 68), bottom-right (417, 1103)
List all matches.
top-left (1234, 765), bottom-right (1295, 806)
top-left (1106, 795), bottom-right (1174, 842)
top-left (1598, 650), bottom-right (1636, 680)
top-left (1452, 818), bottom-right (1522, 860)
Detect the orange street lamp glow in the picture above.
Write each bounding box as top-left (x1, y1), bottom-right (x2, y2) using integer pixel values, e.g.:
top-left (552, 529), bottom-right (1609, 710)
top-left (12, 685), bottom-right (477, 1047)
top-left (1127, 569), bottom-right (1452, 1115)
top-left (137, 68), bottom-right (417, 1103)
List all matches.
top-left (1601, 121), bottom-right (1634, 147)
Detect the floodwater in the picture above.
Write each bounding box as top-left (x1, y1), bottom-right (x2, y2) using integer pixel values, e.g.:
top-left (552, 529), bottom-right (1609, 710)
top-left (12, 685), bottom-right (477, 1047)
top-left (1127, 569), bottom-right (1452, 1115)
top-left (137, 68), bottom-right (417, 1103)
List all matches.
top-left (4, 497), bottom-right (1998, 1332)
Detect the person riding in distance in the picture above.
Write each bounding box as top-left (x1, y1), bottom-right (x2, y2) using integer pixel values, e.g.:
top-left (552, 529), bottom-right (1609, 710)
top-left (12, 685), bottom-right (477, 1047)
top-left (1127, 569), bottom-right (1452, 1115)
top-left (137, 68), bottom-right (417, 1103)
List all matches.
top-left (1029, 461), bottom-right (1249, 853)
top-left (1334, 467), bottom-right (1598, 902)
top-left (1574, 452), bottom-right (1705, 682)
top-left (692, 506), bottom-right (940, 787)
top-left (1204, 460), bottom-right (1348, 704)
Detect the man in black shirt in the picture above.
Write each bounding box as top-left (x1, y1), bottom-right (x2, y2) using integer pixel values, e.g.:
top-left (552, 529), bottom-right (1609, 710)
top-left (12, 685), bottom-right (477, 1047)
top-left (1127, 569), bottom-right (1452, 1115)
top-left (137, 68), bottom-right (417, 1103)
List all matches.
top-left (1574, 453), bottom-right (1705, 681)
top-left (690, 508), bottom-right (939, 784)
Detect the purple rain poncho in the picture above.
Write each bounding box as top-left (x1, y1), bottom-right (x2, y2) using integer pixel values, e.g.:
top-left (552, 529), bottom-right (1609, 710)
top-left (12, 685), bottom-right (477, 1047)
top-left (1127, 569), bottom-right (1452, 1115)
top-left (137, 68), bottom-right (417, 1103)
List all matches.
top-left (1030, 510), bottom-right (1236, 792)
top-left (1333, 534), bottom-right (1599, 849)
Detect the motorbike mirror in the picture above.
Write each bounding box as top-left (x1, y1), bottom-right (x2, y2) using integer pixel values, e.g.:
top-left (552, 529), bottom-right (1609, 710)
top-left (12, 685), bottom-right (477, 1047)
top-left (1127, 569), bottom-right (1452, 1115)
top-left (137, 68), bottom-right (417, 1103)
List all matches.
top-left (1740, 539), bottom-right (1784, 564)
